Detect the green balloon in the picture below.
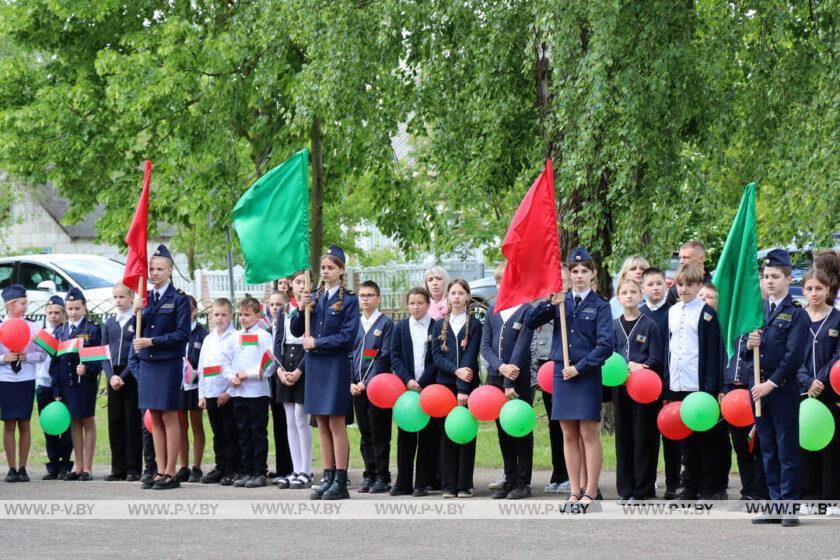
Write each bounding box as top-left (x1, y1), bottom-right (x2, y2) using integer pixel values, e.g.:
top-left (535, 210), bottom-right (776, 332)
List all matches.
top-left (393, 391), bottom-right (430, 433)
top-left (602, 352), bottom-right (629, 387)
top-left (679, 391), bottom-right (720, 432)
top-left (444, 405), bottom-right (478, 444)
top-left (499, 399), bottom-right (536, 437)
top-left (800, 398), bottom-right (836, 452)
top-left (40, 401), bottom-right (71, 436)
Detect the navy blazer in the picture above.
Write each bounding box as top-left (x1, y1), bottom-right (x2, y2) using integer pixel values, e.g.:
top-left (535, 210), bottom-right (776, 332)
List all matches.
top-left (289, 288), bottom-right (360, 354)
top-left (432, 314), bottom-right (482, 394)
top-left (391, 317), bottom-right (438, 387)
top-left (722, 335), bottom-right (749, 392)
top-left (272, 307), bottom-right (305, 373)
top-left (796, 307), bottom-right (840, 394)
top-left (480, 304), bottom-right (534, 392)
top-left (640, 301), bottom-right (671, 376)
top-left (102, 315), bottom-right (136, 379)
top-left (664, 302), bottom-right (723, 396)
top-left (524, 291), bottom-right (614, 376)
top-left (49, 317), bottom-right (103, 397)
top-left (188, 323), bottom-right (208, 369)
top-left (352, 313), bottom-right (394, 384)
top-left (740, 294), bottom-right (809, 388)
top-left (138, 284), bottom-right (191, 363)
top-left (612, 314), bottom-right (664, 376)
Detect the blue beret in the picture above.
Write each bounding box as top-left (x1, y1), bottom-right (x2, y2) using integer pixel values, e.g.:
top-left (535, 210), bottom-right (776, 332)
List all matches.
top-left (1, 284), bottom-right (26, 302)
top-left (569, 247), bottom-right (593, 264)
top-left (763, 248), bottom-right (791, 269)
top-left (48, 295), bottom-right (65, 307)
top-left (153, 244), bottom-right (173, 260)
top-left (325, 245), bottom-right (346, 265)
top-left (65, 287), bottom-right (86, 303)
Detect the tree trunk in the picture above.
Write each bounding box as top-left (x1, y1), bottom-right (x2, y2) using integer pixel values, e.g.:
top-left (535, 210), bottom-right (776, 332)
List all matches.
top-left (309, 115), bottom-right (325, 280)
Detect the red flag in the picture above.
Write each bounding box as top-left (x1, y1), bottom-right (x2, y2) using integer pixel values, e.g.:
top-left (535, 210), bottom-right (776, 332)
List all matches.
top-left (495, 160), bottom-right (563, 311)
top-left (123, 160), bottom-right (151, 301)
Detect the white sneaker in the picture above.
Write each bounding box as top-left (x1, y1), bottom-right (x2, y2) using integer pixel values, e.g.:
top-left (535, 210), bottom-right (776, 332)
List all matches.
top-left (488, 475), bottom-right (506, 490)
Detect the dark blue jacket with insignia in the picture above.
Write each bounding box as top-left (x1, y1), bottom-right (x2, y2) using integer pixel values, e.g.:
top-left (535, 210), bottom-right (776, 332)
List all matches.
top-left (612, 313), bottom-right (664, 376)
top-left (139, 284), bottom-right (191, 363)
top-left (432, 314), bottom-right (483, 394)
top-left (480, 303), bottom-right (534, 392)
top-left (352, 313), bottom-right (394, 384)
top-left (796, 307), bottom-right (840, 395)
top-left (102, 315), bottom-right (136, 379)
top-left (740, 294), bottom-right (808, 388)
top-left (49, 317), bottom-right (103, 397)
top-left (391, 317), bottom-right (437, 387)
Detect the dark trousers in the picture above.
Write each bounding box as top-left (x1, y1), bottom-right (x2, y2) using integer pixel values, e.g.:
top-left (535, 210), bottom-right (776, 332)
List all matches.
top-left (440, 385), bottom-right (476, 492)
top-left (541, 389), bottom-right (568, 484)
top-left (206, 396), bottom-right (241, 475)
top-left (800, 395), bottom-right (840, 500)
top-left (663, 435), bottom-right (682, 492)
top-left (730, 423), bottom-right (768, 499)
top-left (394, 417), bottom-right (442, 491)
top-left (682, 421), bottom-right (729, 495)
top-left (353, 391), bottom-right (393, 480)
top-left (36, 386), bottom-right (73, 474)
top-left (141, 410), bottom-right (156, 474)
top-left (754, 382), bottom-right (800, 500)
top-left (233, 396), bottom-right (270, 477)
top-left (613, 386), bottom-right (660, 499)
top-left (496, 387), bottom-right (534, 487)
top-left (106, 370), bottom-right (142, 475)
top-left (269, 377), bottom-right (293, 475)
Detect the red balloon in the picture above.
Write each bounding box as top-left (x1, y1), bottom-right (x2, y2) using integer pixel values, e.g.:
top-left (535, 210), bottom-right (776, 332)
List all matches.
top-left (366, 373), bottom-right (406, 409)
top-left (0, 318), bottom-right (30, 353)
top-left (537, 361), bottom-right (554, 394)
top-left (143, 410), bottom-right (154, 433)
top-left (657, 401), bottom-right (692, 440)
top-left (830, 360), bottom-right (840, 396)
top-left (467, 385), bottom-right (507, 422)
top-left (625, 368), bottom-right (662, 404)
top-left (720, 388), bottom-right (754, 427)
top-left (419, 384), bottom-right (457, 418)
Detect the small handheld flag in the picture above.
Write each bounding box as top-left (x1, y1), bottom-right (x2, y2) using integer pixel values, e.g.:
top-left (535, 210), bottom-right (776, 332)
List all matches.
top-left (34, 330), bottom-right (59, 356)
top-left (57, 338), bottom-right (83, 356)
top-left (362, 348), bottom-right (377, 361)
top-left (203, 365), bottom-right (222, 378)
top-left (79, 345), bottom-right (111, 363)
top-left (241, 334), bottom-right (259, 347)
top-left (183, 358), bottom-right (196, 385)
top-left (259, 351), bottom-right (273, 381)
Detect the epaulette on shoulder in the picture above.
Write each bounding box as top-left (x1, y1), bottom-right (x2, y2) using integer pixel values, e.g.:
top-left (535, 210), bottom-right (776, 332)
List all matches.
top-left (88, 318), bottom-right (100, 327)
top-left (345, 289), bottom-right (355, 296)
top-left (792, 300), bottom-right (802, 307)
top-left (176, 288), bottom-right (185, 295)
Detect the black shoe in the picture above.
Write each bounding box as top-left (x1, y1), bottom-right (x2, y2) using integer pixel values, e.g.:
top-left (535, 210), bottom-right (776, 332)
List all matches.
top-left (5, 468), bottom-right (19, 482)
top-left (220, 473), bottom-right (238, 486)
top-left (370, 478), bottom-right (391, 494)
top-left (267, 471), bottom-right (278, 479)
top-left (358, 476), bottom-right (373, 494)
top-left (412, 487), bottom-right (429, 497)
top-left (142, 475), bottom-right (160, 490)
top-left (42, 471), bottom-right (59, 481)
top-left (105, 473), bottom-right (126, 481)
top-left (781, 514), bottom-right (800, 527)
top-left (617, 496), bottom-right (632, 505)
top-left (311, 470), bottom-right (335, 500)
top-left (57, 470), bottom-right (70, 481)
top-left (245, 475), bottom-right (267, 488)
top-left (174, 467), bottom-right (191, 483)
top-left (663, 489), bottom-right (679, 500)
top-left (677, 489), bottom-right (699, 501)
top-left (201, 468), bottom-right (224, 484)
top-left (699, 490), bottom-right (727, 501)
top-left (140, 470), bottom-right (157, 484)
top-left (389, 487), bottom-right (413, 497)
top-left (507, 485), bottom-right (532, 500)
top-left (492, 484), bottom-right (511, 499)
top-left (64, 471), bottom-right (80, 481)
top-left (126, 473), bottom-right (140, 482)
top-left (752, 514), bottom-right (782, 525)
top-left (153, 474), bottom-right (180, 490)
top-left (233, 475), bottom-right (252, 488)
top-left (79, 472), bottom-right (92, 481)
top-left (322, 469), bottom-right (350, 500)
top-left (16, 468), bottom-right (30, 482)
top-left (188, 467), bottom-right (203, 483)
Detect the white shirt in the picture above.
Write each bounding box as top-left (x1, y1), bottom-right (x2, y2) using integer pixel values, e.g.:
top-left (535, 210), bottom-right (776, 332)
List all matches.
top-left (35, 324), bottom-right (59, 388)
top-left (152, 283), bottom-right (170, 301)
top-left (197, 324), bottom-right (236, 399)
top-left (409, 314), bottom-right (432, 380)
top-left (572, 289), bottom-right (591, 302)
top-left (116, 310), bottom-right (133, 329)
top-left (499, 304), bottom-right (521, 325)
top-left (0, 319), bottom-right (47, 383)
top-left (449, 311), bottom-right (467, 337)
top-left (283, 310), bottom-right (303, 345)
top-left (361, 310), bottom-right (382, 334)
top-left (646, 297), bottom-right (668, 312)
top-left (668, 297), bottom-right (704, 392)
top-left (220, 325), bottom-right (273, 398)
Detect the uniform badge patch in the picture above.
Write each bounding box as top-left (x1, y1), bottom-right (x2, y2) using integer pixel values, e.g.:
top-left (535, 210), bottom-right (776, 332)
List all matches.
top-left (829, 329), bottom-right (839, 337)
top-left (513, 322), bottom-right (522, 331)
top-left (373, 329), bottom-right (382, 337)
top-left (194, 342), bottom-right (202, 349)
top-left (162, 303), bottom-right (175, 309)
top-left (636, 334), bottom-right (647, 343)
top-left (703, 312), bottom-right (712, 322)
top-left (777, 313), bottom-right (792, 322)
top-left (583, 307), bottom-right (597, 314)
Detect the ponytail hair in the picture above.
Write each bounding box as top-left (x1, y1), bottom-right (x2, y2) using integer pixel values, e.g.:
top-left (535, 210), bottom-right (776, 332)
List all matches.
top-left (438, 278), bottom-right (472, 352)
top-left (316, 255), bottom-right (346, 312)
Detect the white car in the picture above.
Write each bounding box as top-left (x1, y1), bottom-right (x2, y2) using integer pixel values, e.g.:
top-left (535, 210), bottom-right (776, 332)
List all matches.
top-left (0, 254), bottom-right (126, 314)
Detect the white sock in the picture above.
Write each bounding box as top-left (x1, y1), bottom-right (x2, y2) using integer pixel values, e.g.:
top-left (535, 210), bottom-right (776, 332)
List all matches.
top-left (283, 402), bottom-right (302, 474)
top-left (290, 403), bottom-right (312, 474)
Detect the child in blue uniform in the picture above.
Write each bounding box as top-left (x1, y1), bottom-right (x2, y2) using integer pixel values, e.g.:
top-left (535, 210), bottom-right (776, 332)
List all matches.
top-left (432, 279), bottom-right (483, 498)
top-left (176, 295), bottom-right (208, 483)
top-left (524, 247), bottom-right (613, 507)
top-left (266, 289), bottom-right (293, 485)
top-left (50, 287), bottom-right (103, 481)
top-left (292, 246), bottom-right (360, 500)
top-left (1, 285), bottom-right (48, 483)
top-left (747, 249), bottom-right (809, 526)
top-left (613, 278), bottom-right (663, 501)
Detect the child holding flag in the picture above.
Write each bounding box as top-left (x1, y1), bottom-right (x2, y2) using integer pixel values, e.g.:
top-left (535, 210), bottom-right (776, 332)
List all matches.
top-left (50, 287), bottom-right (104, 481)
top-left (221, 296), bottom-right (274, 488)
top-left (176, 295), bottom-right (208, 483)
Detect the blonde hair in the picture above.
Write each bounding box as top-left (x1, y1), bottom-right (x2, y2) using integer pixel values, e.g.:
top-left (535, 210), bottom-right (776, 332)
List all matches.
top-left (617, 278), bottom-right (642, 294)
top-left (616, 255), bottom-right (650, 282)
top-left (675, 263), bottom-right (704, 285)
top-left (494, 262), bottom-right (506, 283)
top-left (112, 282), bottom-right (133, 296)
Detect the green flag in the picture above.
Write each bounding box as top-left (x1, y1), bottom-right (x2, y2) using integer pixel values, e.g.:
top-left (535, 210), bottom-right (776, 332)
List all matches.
top-left (712, 182), bottom-right (764, 360)
top-left (232, 149), bottom-right (310, 283)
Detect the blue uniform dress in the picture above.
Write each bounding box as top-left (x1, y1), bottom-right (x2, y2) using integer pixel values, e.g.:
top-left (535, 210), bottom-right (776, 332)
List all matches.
top-left (50, 318), bottom-right (103, 419)
top-left (524, 291), bottom-right (613, 421)
top-left (0, 319), bottom-right (47, 421)
top-left (137, 284), bottom-right (191, 411)
top-left (290, 286), bottom-right (359, 416)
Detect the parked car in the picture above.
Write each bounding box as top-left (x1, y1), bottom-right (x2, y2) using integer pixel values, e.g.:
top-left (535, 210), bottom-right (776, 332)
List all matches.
top-left (0, 254), bottom-right (127, 314)
top-left (469, 276), bottom-right (497, 309)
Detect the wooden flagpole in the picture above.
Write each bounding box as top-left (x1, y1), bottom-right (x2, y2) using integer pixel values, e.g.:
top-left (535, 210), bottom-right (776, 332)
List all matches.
top-left (558, 299), bottom-right (570, 369)
top-left (753, 345), bottom-right (762, 417)
top-left (304, 270), bottom-right (312, 338)
top-left (136, 277), bottom-right (143, 335)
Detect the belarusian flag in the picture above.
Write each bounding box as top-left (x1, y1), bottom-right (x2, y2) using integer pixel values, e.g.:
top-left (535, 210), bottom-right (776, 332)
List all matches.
top-left (79, 345), bottom-right (110, 363)
top-left (34, 330), bottom-right (59, 356)
top-left (57, 338), bottom-right (83, 356)
top-left (203, 365), bottom-right (222, 378)
top-left (183, 358), bottom-right (196, 385)
top-left (259, 351), bottom-right (273, 381)
top-left (232, 149), bottom-right (310, 283)
top-left (362, 348), bottom-right (377, 361)
top-left (241, 334), bottom-right (259, 347)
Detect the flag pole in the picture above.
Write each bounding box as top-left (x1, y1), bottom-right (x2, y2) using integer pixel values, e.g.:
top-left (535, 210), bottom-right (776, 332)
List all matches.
top-left (753, 345), bottom-right (762, 417)
top-left (304, 270), bottom-right (312, 338)
top-left (136, 277), bottom-right (143, 335)
top-left (558, 300), bottom-right (570, 369)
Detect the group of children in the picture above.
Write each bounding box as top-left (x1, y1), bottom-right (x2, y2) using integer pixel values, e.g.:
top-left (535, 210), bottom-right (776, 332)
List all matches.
top-left (2, 241), bottom-right (839, 525)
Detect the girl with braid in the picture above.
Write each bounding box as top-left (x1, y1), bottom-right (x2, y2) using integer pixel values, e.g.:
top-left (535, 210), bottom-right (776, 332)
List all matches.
top-left (432, 279), bottom-right (482, 498)
top-left (291, 246), bottom-right (359, 501)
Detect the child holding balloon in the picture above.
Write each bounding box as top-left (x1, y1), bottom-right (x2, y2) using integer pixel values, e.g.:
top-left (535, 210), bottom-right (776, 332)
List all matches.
top-left (612, 278), bottom-right (663, 501)
top-left (432, 279), bottom-right (482, 498)
top-left (0, 285), bottom-right (48, 483)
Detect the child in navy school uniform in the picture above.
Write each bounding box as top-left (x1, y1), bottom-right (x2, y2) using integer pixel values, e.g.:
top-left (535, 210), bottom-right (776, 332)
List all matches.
top-left (104, 282), bottom-right (142, 481)
top-left (176, 295), bottom-right (208, 483)
top-left (664, 264), bottom-right (725, 501)
top-left (433, 279), bottom-right (482, 498)
top-left (390, 287), bottom-right (440, 497)
top-left (746, 250), bottom-right (809, 526)
top-left (266, 289), bottom-right (293, 485)
top-left (351, 280), bottom-right (394, 493)
top-left (796, 269), bottom-right (840, 506)
top-left (50, 287), bottom-right (103, 481)
top-left (612, 278), bottom-right (663, 501)
top-left (481, 262), bottom-right (535, 500)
